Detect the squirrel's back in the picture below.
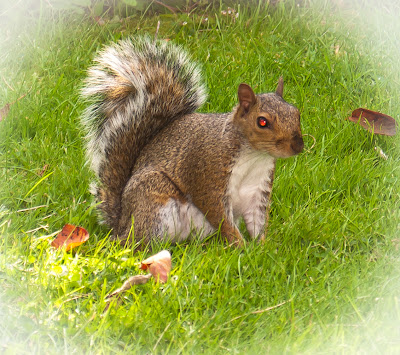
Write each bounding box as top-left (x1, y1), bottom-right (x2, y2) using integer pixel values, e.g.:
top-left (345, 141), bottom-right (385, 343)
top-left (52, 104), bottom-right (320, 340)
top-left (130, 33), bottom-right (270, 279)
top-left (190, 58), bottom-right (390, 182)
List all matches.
top-left (81, 37), bottom-right (206, 229)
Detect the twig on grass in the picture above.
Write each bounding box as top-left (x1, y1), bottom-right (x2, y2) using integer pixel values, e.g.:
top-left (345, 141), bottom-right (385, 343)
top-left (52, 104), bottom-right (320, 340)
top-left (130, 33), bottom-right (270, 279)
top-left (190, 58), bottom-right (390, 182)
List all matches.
top-left (63, 293), bottom-right (92, 303)
top-left (105, 274), bottom-right (153, 300)
top-left (1, 75), bottom-right (14, 91)
top-left (103, 296), bottom-right (124, 313)
top-left (43, 0), bottom-right (54, 9)
top-left (17, 205), bottom-right (48, 213)
top-left (153, 322), bottom-right (172, 352)
top-left (303, 133), bottom-right (316, 153)
top-left (185, 1), bottom-right (200, 13)
top-left (25, 225), bottom-right (49, 234)
top-left (103, 274), bottom-right (153, 313)
top-left (0, 0), bottom-right (24, 17)
top-left (226, 300), bottom-right (290, 324)
top-left (154, 0), bottom-right (177, 14)
top-left (250, 300), bottom-right (290, 314)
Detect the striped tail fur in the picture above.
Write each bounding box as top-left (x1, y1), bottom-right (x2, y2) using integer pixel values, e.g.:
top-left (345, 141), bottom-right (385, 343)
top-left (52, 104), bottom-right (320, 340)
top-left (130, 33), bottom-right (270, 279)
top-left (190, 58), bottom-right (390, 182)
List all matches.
top-left (81, 36), bottom-right (206, 230)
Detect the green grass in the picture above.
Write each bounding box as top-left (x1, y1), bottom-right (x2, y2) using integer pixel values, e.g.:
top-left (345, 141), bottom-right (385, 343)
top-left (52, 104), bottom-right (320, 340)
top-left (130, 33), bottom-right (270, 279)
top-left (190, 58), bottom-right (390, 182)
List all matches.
top-left (1, 0), bottom-right (400, 353)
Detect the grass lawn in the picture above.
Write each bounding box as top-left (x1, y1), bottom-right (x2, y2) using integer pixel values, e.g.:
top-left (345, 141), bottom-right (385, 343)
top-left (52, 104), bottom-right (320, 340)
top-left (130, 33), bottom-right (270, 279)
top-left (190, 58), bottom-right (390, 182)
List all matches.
top-left (1, 0), bottom-right (399, 353)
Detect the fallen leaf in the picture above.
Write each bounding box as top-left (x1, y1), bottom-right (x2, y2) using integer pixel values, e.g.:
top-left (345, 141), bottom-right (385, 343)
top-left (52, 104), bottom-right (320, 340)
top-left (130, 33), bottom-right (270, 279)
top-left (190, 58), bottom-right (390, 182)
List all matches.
top-left (51, 224), bottom-right (89, 251)
top-left (140, 250), bottom-right (172, 283)
top-left (348, 108), bottom-right (397, 136)
top-left (0, 103), bottom-right (10, 122)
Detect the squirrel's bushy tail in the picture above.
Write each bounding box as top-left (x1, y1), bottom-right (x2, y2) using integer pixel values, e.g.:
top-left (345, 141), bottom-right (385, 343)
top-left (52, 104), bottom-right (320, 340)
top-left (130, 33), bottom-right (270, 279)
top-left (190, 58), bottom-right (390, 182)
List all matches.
top-left (81, 36), bottom-right (206, 230)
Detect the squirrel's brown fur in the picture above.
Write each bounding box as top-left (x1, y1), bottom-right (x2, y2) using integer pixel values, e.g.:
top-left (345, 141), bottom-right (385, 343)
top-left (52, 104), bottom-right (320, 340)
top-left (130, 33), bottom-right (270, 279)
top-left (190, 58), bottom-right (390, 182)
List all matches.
top-left (81, 36), bottom-right (303, 246)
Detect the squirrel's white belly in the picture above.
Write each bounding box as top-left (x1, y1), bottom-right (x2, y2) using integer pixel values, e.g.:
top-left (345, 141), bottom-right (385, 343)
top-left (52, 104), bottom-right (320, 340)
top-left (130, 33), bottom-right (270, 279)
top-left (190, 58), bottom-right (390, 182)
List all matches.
top-left (227, 149), bottom-right (275, 238)
top-left (157, 198), bottom-right (215, 242)
top-left (156, 149), bottom-right (275, 242)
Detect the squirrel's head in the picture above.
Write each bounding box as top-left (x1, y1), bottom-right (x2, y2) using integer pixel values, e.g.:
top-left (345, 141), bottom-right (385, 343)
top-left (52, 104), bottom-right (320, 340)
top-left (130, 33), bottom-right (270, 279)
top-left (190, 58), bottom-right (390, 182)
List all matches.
top-left (233, 78), bottom-right (304, 158)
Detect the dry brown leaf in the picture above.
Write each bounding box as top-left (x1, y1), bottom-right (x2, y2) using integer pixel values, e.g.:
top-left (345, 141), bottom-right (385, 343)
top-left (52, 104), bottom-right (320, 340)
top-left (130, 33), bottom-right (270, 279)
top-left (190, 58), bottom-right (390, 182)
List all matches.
top-left (348, 108), bottom-right (397, 136)
top-left (140, 250), bottom-right (172, 283)
top-left (51, 224), bottom-right (89, 251)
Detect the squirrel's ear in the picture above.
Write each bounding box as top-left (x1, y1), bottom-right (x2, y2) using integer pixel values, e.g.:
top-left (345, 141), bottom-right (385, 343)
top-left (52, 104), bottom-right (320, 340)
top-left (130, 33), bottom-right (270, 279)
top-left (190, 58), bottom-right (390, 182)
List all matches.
top-left (275, 77), bottom-right (284, 98)
top-left (238, 83), bottom-right (256, 114)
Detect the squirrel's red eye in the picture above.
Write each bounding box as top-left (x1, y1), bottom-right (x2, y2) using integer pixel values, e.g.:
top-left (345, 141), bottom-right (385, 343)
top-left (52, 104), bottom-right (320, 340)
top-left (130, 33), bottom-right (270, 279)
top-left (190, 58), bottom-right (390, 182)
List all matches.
top-left (257, 116), bottom-right (270, 129)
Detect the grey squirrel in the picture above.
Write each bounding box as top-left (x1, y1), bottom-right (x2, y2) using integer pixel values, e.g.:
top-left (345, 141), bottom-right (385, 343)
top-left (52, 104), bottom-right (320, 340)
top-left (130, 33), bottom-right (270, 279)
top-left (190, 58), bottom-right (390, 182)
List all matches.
top-left (81, 36), bottom-right (303, 246)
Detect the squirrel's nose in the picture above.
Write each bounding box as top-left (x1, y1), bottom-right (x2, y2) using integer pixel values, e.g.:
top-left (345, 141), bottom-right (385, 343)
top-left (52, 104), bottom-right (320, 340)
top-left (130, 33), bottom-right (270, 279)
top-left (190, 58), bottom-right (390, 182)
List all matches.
top-left (291, 135), bottom-right (304, 154)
